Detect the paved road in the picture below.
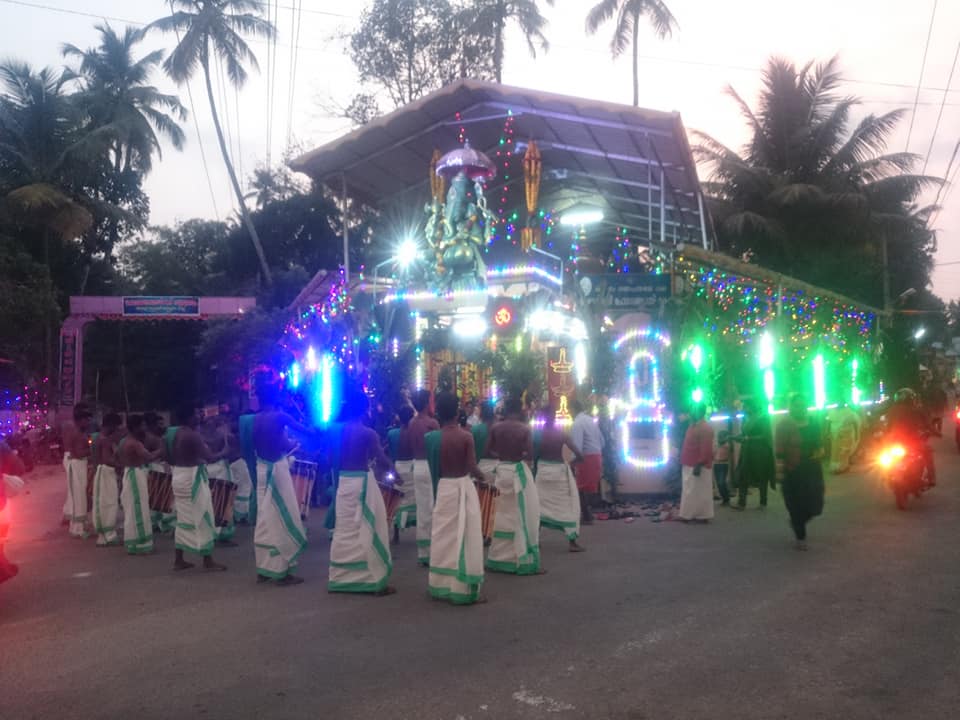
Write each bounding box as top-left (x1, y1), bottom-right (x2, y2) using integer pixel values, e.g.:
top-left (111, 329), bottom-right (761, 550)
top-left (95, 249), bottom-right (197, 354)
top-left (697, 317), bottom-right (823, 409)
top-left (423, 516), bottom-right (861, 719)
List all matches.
top-left (2, 432), bottom-right (959, 720)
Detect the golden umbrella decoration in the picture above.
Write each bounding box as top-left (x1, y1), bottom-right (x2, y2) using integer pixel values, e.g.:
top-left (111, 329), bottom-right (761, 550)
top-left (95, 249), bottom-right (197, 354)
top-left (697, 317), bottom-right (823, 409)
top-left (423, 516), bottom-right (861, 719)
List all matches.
top-left (522, 141), bottom-right (542, 251)
top-left (429, 149), bottom-right (446, 203)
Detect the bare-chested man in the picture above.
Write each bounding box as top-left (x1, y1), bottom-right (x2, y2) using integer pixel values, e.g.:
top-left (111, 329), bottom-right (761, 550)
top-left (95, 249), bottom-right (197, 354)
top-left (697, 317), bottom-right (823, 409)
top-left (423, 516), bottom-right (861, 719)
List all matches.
top-left (143, 412), bottom-right (174, 533)
top-left (536, 409), bottom-right (585, 552)
top-left (168, 406), bottom-right (228, 571)
top-left (389, 405), bottom-right (417, 544)
top-left (252, 381), bottom-right (316, 586)
top-left (408, 389), bottom-right (440, 566)
top-left (62, 405), bottom-right (94, 537)
top-left (486, 395), bottom-right (544, 575)
top-left (91, 413), bottom-right (123, 547)
top-left (118, 415), bottom-right (164, 554)
top-left (328, 386), bottom-right (397, 596)
top-left (427, 391), bottom-right (488, 605)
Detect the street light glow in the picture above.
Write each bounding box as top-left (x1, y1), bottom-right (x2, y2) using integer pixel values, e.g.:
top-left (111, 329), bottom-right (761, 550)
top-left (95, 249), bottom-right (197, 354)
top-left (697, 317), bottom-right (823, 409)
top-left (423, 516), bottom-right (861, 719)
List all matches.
top-left (914, 327), bottom-right (926, 340)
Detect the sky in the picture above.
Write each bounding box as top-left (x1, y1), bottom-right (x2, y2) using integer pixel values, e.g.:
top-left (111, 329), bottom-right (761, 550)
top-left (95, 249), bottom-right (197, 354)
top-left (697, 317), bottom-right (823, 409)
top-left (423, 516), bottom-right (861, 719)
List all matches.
top-left (1, 0), bottom-right (958, 300)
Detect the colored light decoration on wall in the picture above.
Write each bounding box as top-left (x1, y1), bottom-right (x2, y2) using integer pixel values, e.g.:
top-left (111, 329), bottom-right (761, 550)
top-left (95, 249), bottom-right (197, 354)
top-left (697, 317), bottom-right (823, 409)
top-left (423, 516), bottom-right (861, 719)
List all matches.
top-left (758, 332), bottom-right (775, 413)
top-left (574, 343), bottom-right (587, 386)
top-left (682, 343), bottom-right (705, 406)
top-left (851, 358), bottom-right (861, 406)
top-left (391, 337), bottom-right (399, 359)
top-left (813, 354), bottom-right (826, 410)
top-left (611, 226), bottom-right (632, 272)
top-left (613, 328), bottom-right (672, 468)
top-left (289, 362), bottom-right (301, 390)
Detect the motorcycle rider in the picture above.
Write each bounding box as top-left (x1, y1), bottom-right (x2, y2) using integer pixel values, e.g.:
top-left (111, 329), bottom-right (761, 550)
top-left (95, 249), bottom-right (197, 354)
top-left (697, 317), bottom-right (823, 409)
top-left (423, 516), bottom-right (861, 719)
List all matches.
top-left (886, 388), bottom-right (936, 488)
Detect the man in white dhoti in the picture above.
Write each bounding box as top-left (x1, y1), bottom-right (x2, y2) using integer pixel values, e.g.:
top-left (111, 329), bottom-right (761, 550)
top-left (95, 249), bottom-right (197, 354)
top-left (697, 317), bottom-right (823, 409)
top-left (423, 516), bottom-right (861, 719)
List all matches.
top-left (91, 413), bottom-right (123, 547)
top-left (409, 390), bottom-right (439, 566)
top-left (117, 415), bottom-right (164, 555)
top-left (220, 416), bottom-right (253, 525)
top-left (62, 404), bottom-right (93, 538)
top-left (168, 406), bottom-right (228, 572)
top-left (486, 397), bottom-right (544, 575)
top-left (535, 409), bottom-right (585, 552)
top-left (425, 391), bottom-right (488, 605)
top-left (679, 404), bottom-right (715, 523)
top-left (328, 386), bottom-right (396, 596)
top-left (388, 405), bottom-right (416, 545)
top-left (252, 379), bottom-right (315, 586)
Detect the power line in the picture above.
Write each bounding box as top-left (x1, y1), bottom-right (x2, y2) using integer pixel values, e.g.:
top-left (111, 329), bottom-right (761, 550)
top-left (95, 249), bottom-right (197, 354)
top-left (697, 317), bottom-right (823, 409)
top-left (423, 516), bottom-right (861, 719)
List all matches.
top-left (286, 0), bottom-right (304, 150)
top-left (905, 0), bottom-right (939, 152)
top-left (922, 38), bottom-right (960, 175)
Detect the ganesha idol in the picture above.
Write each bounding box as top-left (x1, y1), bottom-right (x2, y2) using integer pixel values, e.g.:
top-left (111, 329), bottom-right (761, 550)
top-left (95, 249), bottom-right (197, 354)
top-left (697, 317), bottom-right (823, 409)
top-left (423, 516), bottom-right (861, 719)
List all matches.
top-left (424, 143), bottom-right (498, 293)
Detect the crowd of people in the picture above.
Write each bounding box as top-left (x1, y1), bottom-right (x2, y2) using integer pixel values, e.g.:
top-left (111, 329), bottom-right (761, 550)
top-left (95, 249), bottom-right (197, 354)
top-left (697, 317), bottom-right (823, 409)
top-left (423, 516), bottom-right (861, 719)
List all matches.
top-left (3, 378), bottom-right (609, 605)
top-left (676, 395), bottom-right (830, 550)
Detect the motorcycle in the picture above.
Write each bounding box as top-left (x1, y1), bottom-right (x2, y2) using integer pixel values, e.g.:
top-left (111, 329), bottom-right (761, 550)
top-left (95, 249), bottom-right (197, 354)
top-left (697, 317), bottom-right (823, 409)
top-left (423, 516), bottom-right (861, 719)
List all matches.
top-left (876, 440), bottom-right (932, 510)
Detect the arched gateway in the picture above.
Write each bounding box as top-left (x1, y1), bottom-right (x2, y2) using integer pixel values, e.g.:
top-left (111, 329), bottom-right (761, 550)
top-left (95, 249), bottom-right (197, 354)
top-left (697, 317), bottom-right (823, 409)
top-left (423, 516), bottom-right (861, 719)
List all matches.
top-left (58, 295), bottom-right (256, 410)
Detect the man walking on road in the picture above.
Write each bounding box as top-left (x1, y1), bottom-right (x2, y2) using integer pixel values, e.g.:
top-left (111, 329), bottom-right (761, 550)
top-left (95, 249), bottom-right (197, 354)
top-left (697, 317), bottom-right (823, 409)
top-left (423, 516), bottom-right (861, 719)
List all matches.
top-left (570, 398), bottom-right (603, 524)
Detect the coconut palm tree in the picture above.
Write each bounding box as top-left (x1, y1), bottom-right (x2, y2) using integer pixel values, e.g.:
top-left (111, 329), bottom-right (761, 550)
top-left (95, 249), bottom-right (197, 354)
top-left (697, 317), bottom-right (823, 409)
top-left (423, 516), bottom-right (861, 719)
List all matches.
top-left (695, 56), bottom-right (940, 306)
top-left (147, 0), bottom-right (276, 285)
top-left (63, 23), bottom-right (187, 175)
top-left (464, 0), bottom-right (554, 84)
top-left (585, 0), bottom-right (676, 107)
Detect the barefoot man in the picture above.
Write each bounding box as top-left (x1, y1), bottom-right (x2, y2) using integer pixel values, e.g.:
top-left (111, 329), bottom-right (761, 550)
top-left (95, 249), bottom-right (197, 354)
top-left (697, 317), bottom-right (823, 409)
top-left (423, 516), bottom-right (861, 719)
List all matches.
top-left (118, 415), bottom-right (164, 555)
top-left (91, 413), bottom-right (123, 547)
top-left (426, 391), bottom-right (488, 605)
top-left (409, 390), bottom-right (439, 566)
top-left (486, 395), bottom-right (543, 575)
top-left (536, 408), bottom-right (586, 552)
top-left (252, 381), bottom-right (313, 586)
top-left (167, 406), bottom-right (228, 571)
top-left (328, 386), bottom-right (396, 596)
top-left (62, 404), bottom-right (93, 538)
top-left (222, 415), bottom-right (253, 526)
top-left (144, 412), bottom-right (174, 534)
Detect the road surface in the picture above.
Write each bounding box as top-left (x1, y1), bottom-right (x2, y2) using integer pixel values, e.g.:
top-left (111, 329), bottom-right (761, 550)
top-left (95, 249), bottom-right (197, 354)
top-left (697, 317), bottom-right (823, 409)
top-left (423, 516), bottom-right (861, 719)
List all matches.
top-left (2, 433), bottom-right (958, 720)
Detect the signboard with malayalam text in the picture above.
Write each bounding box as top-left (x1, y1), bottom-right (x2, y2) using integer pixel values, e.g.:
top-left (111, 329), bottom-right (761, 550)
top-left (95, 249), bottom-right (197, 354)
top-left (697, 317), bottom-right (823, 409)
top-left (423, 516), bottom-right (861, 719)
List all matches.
top-left (579, 273), bottom-right (671, 312)
top-left (122, 296), bottom-right (200, 317)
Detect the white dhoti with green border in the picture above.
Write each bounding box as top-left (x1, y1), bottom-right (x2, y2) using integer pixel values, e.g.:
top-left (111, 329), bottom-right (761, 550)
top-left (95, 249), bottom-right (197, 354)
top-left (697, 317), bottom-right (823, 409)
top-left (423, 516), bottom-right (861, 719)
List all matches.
top-left (428, 476), bottom-right (484, 605)
top-left (536, 460), bottom-right (580, 541)
top-left (328, 470), bottom-right (392, 593)
top-left (207, 460), bottom-right (236, 542)
top-left (92, 464), bottom-right (120, 546)
top-left (393, 459), bottom-right (417, 530)
top-left (412, 459), bottom-right (434, 565)
top-left (486, 461), bottom-right (542, 575)
top-left (65, 457), bottom-right (88, 538)
top-left (230, 458), bottom-right (253, 523)
top-left (255, 457), bottom-right (307, 580)
top-left (172, 465), bottom-right (216, 556)
top-left (121, 466), bottom-right (153, 554)
top-left (477, 458), bottom-right (499, 479)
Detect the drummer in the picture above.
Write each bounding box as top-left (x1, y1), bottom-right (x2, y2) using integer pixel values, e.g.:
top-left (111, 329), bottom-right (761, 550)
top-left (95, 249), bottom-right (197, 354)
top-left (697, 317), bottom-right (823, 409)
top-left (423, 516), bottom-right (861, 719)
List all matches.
top-left (328, 386), bottom-right (396, 596)
top-left (117, 415), bottom-right (164, 555)
top-left (471, 400), bottom-right (498, 480)
top-left (486, 395), bottom-right (544, 575)
top-left (409, 390), bottom-right (439, 567)
top-left (144, 412), bottom-right (173, 533)
top-left (535, 408), bottom-right (585, 552)
top-left (251, 379), bottom-right (314, 586)
top-left (168, 406), bottom-right (229, 572)
top-left (426, 391), bottom-right (487, 605)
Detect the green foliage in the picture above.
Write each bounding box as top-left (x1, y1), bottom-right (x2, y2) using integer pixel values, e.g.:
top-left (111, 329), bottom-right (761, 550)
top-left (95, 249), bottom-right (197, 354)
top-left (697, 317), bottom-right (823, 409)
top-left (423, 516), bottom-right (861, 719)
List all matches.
top-left (366, 346), bottom-right (417, 413)
top-left (462, 0), bottom-right (554, 83)
top-left (0, 236), bottom-right (58, 374)
top-left (347, 0), bottom-right (497, 121)
top-left (696, 56), bottom-right (940, 308)
top-left (490, 342), bottom-right (544, 403)
top-left (585, 0), bottom-right (678, 105)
